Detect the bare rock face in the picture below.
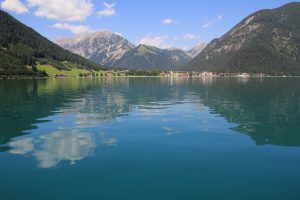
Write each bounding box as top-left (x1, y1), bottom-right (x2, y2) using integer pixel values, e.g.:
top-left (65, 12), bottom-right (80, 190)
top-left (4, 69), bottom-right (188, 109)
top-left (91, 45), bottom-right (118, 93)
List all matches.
top-left (56, 31), bottom-right (135, 66)
top-left (186, 43), bottom-right (207, 58)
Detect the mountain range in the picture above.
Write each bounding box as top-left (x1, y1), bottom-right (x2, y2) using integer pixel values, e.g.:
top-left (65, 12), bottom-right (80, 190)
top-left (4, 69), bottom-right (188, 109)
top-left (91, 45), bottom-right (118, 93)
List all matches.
top-left (112, 44), bottom-right (192, 70)
top-left (1, 2), bottom-right (300, 75)
top-left (0, 10), bottom-right (101, 76)
top-left (187, 2), bottom-right (300, 75)
top-left (56, 32), bottom-right (206, 70)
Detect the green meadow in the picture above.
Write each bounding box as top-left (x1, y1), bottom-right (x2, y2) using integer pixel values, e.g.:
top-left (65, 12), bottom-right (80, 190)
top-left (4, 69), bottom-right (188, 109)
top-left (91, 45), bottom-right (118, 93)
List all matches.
top-left (36, 64), bottom-right (102, 77)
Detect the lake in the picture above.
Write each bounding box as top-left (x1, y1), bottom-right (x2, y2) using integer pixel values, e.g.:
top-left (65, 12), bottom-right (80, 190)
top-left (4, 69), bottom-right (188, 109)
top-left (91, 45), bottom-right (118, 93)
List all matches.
top-left (0, 77), bottom-right (300, 200)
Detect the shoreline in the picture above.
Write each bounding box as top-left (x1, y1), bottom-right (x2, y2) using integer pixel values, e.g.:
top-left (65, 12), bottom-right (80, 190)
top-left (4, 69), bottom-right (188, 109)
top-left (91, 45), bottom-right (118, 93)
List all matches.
top-left (2, 68), bottom-right (298, 79)
top-left (1, 75), bottom-right (300, 80)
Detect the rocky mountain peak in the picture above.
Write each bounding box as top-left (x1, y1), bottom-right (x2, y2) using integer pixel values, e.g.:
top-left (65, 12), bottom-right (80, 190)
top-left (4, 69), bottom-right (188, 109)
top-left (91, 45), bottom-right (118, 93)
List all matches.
top-left (56, 31), bottom-right (135, 65)
top-left (186, 43), bottom-right (207, 58)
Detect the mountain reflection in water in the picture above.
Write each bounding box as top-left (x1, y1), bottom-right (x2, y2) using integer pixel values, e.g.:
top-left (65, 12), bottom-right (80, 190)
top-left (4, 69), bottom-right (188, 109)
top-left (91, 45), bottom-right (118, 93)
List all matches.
top-left (0, 77), bottom-right (300, 168)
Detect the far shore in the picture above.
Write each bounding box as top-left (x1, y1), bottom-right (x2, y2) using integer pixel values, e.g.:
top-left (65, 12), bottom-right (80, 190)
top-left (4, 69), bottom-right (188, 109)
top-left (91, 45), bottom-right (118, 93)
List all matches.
top-left (1, 72), bottom-right (300, 80)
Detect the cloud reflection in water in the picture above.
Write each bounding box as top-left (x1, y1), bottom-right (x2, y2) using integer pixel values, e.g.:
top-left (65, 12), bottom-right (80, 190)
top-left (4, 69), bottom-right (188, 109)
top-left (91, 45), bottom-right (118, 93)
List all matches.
top-left (9, 129), bottom-right (100, 169)
top-left (34, 130), bottom-right (96, 168)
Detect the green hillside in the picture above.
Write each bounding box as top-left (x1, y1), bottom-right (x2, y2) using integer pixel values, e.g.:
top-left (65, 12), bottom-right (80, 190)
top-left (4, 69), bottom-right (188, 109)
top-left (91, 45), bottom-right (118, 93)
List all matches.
top-left (186, 2), bottom-right (300, 75)
top-left (114, 44), bottom-right (191, 70)
top-left (0, 10), bottom-right (102, 77)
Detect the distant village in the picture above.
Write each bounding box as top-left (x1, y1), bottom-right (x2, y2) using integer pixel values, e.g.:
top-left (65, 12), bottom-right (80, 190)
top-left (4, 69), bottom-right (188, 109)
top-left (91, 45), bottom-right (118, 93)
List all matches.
top-left (51, 70), bottom-right (270, 78)
top-left (161, 71), bottom-right (268, 77)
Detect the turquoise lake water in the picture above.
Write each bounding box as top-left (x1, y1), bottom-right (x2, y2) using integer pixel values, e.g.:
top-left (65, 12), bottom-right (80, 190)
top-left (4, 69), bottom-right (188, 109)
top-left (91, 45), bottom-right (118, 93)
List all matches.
top-left (0, 77), bottom-right (300, 199)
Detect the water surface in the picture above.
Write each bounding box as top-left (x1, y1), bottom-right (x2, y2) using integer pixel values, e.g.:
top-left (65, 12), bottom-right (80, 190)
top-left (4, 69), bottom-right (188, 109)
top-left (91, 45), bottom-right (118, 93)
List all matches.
top-left (0, 77), bottom-right (300, 199)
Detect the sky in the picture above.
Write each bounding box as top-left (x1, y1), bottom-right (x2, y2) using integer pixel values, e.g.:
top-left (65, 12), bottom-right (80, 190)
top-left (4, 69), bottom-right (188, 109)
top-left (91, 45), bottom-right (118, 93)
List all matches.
top-left (0, 0), bottom-right (297, 50)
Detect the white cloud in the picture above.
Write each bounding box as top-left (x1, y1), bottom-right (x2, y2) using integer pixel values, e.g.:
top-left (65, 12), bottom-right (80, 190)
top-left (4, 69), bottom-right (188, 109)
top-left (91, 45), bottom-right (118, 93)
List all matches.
top-left (97, 2), bottom-right (116, 17)
top-left (162, 18), bottom-right (180, 25)
top-left (202, 15), bottom-right (223, 29)
top-left (138, 33), bottom-right (203, 49)
top-left (182, 33), bottom-right (200, 40)
top-left (162, 18), bottom-right (173, 25)
top-left (27, 0), bottom-right (93, 22)
top-left (52, 23), bottom-right (93, 35)
top-left (202, 21), bottom-right (211, 28)
top-left (160, 44), bottom-right (172, 49)
top-left (0, 0), bottom-right (28, 14)
top-left (139, 35), bottom-right (169, 48)
top-left (114, 32), bottom-right (122, 36)
top-left (173, 34), bottom-right (201, 41)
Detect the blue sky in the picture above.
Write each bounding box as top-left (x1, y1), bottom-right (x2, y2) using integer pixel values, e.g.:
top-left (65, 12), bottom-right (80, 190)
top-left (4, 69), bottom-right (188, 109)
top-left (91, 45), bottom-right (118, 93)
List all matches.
top-left (0, 0), bottom-right (297, 49)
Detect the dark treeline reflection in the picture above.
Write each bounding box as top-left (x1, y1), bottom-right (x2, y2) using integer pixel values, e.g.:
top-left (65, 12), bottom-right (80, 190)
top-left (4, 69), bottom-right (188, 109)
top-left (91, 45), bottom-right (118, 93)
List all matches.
top-left (0, 79), bottom-right (98, 147)
top-left (188, 77), bottom-right (300, 147)
top-left (0, 78), bottom-right (187, 148)
top-left (0, 77), bottom-right (300, 149)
